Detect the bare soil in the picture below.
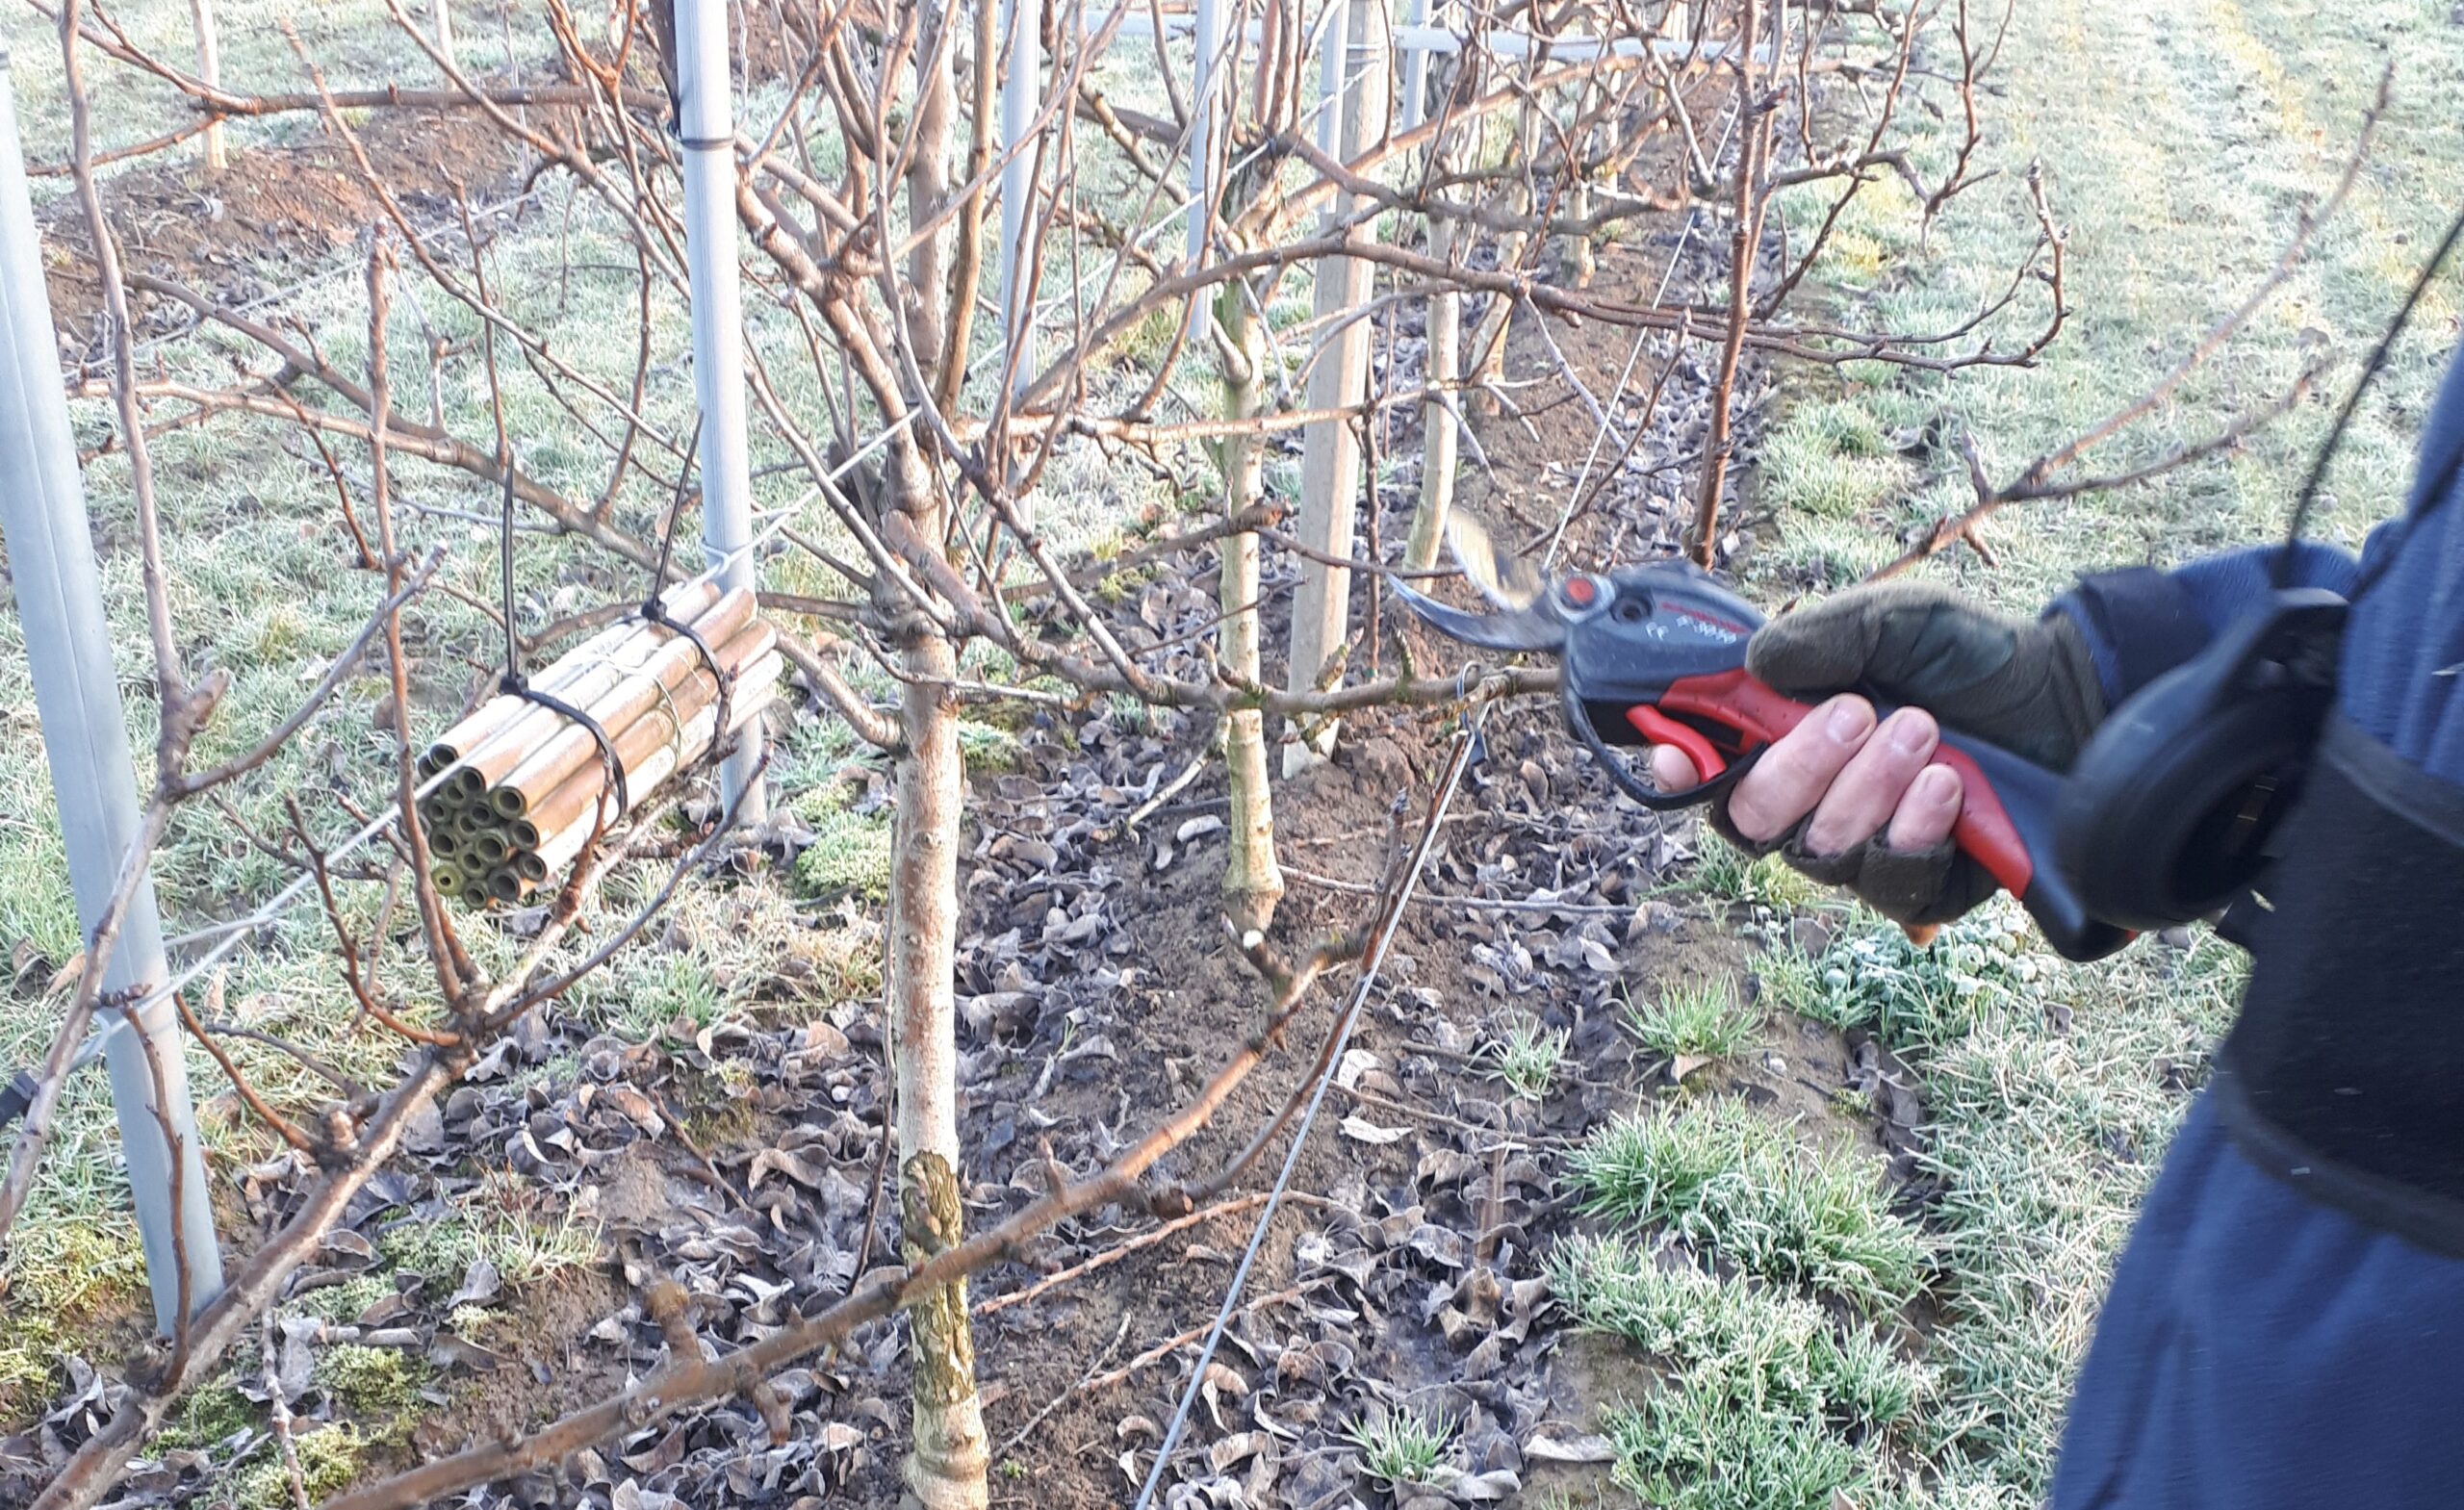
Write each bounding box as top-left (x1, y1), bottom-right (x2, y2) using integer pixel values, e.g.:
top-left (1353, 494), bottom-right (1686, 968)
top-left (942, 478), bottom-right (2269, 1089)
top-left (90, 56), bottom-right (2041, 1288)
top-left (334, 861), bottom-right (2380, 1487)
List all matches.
top-left (40, 105), bottom-right (537, 354)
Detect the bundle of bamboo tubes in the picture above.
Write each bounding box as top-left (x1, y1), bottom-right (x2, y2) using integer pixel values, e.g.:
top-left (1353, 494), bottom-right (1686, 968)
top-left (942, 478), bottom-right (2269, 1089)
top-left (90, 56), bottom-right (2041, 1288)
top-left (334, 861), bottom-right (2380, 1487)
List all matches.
top-left (415, 582), bottom-right (780, 905)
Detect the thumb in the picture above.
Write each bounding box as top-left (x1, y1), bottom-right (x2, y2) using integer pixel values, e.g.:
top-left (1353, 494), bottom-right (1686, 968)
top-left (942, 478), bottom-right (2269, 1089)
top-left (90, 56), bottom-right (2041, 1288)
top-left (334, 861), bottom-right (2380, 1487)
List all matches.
top-left (1746, 580), bottom-right (2021, 705)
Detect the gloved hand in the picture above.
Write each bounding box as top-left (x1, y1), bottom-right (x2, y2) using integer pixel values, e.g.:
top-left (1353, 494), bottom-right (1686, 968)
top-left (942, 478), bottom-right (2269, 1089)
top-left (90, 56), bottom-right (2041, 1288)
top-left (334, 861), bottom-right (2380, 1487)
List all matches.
top-left (1648, 580), bottom-right (2105, 928)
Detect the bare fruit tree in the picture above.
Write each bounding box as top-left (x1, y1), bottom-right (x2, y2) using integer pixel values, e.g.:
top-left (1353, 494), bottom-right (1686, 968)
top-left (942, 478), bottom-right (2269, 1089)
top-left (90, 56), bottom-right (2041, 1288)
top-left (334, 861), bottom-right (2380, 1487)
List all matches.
top-left (0, 0), bottom-right (2123, 1504)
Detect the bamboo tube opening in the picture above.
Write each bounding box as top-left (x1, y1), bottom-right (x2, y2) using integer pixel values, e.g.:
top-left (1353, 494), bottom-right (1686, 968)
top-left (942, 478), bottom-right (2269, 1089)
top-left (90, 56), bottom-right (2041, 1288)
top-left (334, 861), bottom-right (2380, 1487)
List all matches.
top-left (432, 862), bottom-right (466, 897)
top-left (423, 590), bottom-right (775, 901)
top-left (428, 826), bottom-right (465, 859)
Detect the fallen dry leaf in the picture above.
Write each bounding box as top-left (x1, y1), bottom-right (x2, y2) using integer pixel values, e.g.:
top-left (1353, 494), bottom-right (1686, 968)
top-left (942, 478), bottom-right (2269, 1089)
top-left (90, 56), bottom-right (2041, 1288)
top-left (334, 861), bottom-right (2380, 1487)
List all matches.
top-left (1340, 1115), bottom-right (1410, 1146)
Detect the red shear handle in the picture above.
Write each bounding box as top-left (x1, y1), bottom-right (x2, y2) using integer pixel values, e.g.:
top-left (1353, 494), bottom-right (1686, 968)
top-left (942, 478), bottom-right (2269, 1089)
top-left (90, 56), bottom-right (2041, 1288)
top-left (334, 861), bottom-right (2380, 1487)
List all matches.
top-left (1632, 669), bottom-right (2130, 962)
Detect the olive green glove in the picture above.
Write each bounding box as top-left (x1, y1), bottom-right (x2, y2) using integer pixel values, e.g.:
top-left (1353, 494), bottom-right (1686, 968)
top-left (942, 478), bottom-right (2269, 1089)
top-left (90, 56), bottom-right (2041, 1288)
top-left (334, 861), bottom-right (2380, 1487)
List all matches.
top-left (1710, 581), bottom-right (2107, 926)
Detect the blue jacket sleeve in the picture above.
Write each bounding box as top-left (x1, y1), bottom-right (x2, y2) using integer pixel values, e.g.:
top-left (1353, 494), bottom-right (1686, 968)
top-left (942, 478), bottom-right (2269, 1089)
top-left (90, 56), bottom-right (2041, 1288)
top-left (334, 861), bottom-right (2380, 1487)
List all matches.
top-left (2050, 542), bottom-right (2362, 708)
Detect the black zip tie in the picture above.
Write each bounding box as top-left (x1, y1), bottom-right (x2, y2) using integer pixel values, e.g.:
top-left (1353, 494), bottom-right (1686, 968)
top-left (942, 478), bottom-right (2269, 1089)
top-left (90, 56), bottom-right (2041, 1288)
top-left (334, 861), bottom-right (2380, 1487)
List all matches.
top-left (644, 424), bottom-right (739, 773)
top-left (666, 77), bottom-right (732, 151)
top-left (500, 672), bottom-right (630, 827)
top-left (643, 593), bottom-right (734, 769)
top-left (498, 449), bottom-right (629, 831)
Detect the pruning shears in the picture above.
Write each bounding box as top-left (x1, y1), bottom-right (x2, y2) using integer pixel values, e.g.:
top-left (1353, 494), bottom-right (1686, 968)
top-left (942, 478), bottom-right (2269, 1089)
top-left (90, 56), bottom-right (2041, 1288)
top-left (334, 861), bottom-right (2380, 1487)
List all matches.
top-left (1396, 547), bottom-right (2129, 962)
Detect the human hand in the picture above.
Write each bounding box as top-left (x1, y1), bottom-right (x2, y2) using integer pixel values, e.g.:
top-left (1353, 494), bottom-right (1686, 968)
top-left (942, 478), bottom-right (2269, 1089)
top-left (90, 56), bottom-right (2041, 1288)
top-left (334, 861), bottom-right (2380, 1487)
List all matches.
top-left (1644, 581), bottom-right (2105, 929)
top-left (1649, 696), bottom-right (1964, 857)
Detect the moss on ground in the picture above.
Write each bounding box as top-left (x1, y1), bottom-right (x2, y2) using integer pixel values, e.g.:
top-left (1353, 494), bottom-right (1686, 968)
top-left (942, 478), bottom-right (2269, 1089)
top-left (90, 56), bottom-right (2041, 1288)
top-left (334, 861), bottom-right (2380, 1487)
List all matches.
top-left (790, 783), bottom-right (897, 902)
top-left (314, 1345), bottom-right (423, 1418)
top-left (231, 1421), bottom-right (368, 1510)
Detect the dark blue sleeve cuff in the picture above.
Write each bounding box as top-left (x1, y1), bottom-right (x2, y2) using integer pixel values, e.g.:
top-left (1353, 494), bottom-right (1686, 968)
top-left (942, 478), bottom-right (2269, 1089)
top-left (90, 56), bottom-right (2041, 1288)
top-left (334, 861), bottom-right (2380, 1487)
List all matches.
top-left (2052, 567), bottom-right (2214, 706)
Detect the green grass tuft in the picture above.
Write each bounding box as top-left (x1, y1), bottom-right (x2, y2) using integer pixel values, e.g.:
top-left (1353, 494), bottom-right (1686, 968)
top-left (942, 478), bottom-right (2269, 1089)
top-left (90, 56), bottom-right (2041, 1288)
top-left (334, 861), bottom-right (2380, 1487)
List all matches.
top-left (1761, 907), bottom-right (2044, 1050)
top-left (375, 1171), bottom-right (602, 1290)
top-left (1553, 1237), bottom-right (1926, 1510)
top-left (1684, 833), bottom-right (1819, 910)
top-left (1628, 974), bottom-right (1760, 1061)
top-left (1487, 1011), bottom-right (1569, 1100)
top-left (1346, 1407), bottom-right (1458, 1488)
top-left (1759, 401), bottom-right (1915, 521)
top-left (1571, 1098), bottom-right (1929, 1312)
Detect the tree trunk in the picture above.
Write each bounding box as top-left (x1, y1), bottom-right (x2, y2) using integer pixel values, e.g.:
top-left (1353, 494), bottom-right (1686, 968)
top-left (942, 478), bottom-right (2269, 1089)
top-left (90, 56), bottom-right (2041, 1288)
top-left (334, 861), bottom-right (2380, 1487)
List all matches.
top-left (898, 1147), bottom-right (985, 1509)
top-left (1691, 0), bottom-right (1767, 568)
top-left (886, 558), bottom-right (988, 1510)
top-left (1466, 105), bottom-right (1536, 419)
top-left (1404, 212), bottom-right (1459, 571)
top-left (1563, 179), bottom-right (1595, 288)
top-left (1214, 277), bottom-right (1283, 934)
top-left (889, 2), bottom-right (987, 1503)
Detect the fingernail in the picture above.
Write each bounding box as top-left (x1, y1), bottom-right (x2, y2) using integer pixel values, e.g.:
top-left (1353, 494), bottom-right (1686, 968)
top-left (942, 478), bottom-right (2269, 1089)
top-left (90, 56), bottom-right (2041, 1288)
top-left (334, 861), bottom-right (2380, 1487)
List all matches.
top-left (1917, 764), bottom-right (1961, 805)
top-left (1888, 712), bottom-right (1936, 756)
top-left (1825, 699), bottom-right (1871, 744)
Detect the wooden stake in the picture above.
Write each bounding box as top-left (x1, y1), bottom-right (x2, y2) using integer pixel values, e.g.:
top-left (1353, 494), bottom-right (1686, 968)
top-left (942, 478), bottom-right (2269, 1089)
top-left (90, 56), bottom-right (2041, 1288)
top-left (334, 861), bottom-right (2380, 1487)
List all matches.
top-left (1284, 0), bottom-right (1389, 775)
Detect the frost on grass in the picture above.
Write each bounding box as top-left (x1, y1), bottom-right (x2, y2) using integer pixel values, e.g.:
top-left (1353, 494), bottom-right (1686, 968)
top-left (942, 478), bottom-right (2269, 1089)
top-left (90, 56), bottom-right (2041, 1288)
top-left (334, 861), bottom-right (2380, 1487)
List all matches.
top-left (1346, 1406), bottom-right (1459, 1490)
top-left (1684, 832), bottom-right (1818, 910)
top-left (1552, 1238), bottom-right (1925, 1510)
top-left (1763, 903), bottom-right (2246, 1490)
top-left (1763, 906), bottom-right (2048, 1050)
top-left (1628, 973), bottom-right (1759, 1061)
top-left (1758, 400), bottom-right (1917, 521)
top-left (788, 777), bottom-right (896, 902)
top-left (1570, 1097), bottom-right (1929, 1312)
top-left (1486, 1011), bottom-right (1569, 1100)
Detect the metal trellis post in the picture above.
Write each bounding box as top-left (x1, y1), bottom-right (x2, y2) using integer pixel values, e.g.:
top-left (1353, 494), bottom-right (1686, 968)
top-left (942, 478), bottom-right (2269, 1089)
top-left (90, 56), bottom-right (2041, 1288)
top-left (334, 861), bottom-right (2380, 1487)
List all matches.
top-left (997, 0), bottom-right (1044, 525)
top-left (0, 49), bottom-right (223, 1333)
top-left (675, 0), bottom-right (767, 822)
top-left (1184, 0), bottom-right (1225, 343)
top-left (998, 0), bottom-right (1042, 387)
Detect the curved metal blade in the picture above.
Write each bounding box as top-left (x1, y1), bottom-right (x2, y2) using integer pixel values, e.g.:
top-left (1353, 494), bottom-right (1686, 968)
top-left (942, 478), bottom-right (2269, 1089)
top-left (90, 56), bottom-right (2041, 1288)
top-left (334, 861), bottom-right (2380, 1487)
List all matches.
top-left (1447, 509), bottom-right (1547, 612)
top-left (1392, 579), bottom-right (1566, 653)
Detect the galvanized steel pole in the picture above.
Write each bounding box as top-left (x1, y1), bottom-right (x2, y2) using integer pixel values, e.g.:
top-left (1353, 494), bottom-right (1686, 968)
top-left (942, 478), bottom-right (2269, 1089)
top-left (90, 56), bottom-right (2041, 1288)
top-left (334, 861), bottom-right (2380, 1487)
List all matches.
top-left (0, 50), bottom-right (222, 1333)
top-left (998, 0), bottom-right (1041, 390)
top-left (1183, 0), bottom-right (1223, 343)
top-left (675, 0), bottom-right (767, 822)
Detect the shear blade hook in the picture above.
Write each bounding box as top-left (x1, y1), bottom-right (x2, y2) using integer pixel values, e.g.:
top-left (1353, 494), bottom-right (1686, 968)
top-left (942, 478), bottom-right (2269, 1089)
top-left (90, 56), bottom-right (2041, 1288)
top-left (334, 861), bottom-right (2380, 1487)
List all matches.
top-left (1392, 579), bottom-right (1567, 653)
